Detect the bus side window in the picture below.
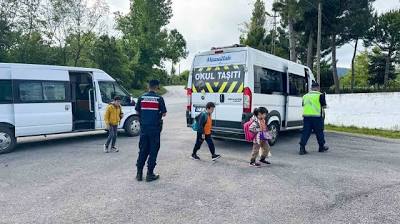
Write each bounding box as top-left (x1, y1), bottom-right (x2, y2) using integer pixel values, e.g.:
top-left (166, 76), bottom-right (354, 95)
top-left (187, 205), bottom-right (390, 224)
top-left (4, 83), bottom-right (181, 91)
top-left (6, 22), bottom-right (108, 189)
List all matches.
top-left (0, 80), bottom-right (13, 103)
top-left (254, 65), bottom-right (285, 95)
top-left (289, 74), bottom-right (307, 97)
top-left (18, 82), bottom-right (44, 102)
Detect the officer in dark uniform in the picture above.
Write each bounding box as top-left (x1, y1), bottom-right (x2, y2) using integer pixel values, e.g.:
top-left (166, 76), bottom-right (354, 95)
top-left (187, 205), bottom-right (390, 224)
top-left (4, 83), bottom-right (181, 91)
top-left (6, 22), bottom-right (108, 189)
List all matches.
top-left (299, 82), bottom-right (329, 155)
top-left (135, 80), bottom-right (167, 182)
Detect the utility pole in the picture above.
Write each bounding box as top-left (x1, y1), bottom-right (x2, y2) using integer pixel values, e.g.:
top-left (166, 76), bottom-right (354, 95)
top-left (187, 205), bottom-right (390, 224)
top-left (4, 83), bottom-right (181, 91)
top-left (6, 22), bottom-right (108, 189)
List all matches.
top-left (270, 0), bottom-right (278, 55)
top-left (316, 0), bottom-right (322, 85)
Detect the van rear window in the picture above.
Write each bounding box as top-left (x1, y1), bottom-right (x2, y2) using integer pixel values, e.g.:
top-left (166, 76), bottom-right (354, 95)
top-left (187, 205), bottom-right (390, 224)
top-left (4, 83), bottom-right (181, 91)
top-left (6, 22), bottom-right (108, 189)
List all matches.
top-left (192, 65), bottom-right (245, 93)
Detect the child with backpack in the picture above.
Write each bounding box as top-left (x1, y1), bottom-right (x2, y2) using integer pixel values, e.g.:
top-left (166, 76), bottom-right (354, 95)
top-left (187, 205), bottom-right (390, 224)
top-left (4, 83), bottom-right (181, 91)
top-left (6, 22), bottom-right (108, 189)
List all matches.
top-left (191, 102), bottom-right (221, 161)
top-left (247, 107), bottom-right (271, 167)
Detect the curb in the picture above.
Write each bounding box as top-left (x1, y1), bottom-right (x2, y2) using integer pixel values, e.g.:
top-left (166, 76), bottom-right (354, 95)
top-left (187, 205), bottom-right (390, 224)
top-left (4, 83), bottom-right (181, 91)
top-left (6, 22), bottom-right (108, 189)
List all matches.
top-left (326, 130), bottom-right (400, 143)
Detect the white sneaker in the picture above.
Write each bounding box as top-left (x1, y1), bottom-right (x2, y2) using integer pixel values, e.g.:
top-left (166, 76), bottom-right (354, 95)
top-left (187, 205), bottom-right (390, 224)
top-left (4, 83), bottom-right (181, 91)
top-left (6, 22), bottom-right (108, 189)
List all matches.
top-left (104, 144), bottom-right (109, 153)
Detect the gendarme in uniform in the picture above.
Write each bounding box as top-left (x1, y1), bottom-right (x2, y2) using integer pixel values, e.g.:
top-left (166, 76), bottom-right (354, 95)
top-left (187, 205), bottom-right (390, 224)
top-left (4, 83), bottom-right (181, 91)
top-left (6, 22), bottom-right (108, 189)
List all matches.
top-left (135, 80), bottom-right (167, 182)
top-left (299, 82), bottom-right (329, 155)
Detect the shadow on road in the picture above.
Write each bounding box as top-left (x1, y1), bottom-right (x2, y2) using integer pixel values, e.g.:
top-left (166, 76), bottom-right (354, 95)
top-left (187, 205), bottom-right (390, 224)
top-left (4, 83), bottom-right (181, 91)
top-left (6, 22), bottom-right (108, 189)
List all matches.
top-left (12, 131), bottom-right (135, 154)
top-left (212, 130), bottom-right (302, 152)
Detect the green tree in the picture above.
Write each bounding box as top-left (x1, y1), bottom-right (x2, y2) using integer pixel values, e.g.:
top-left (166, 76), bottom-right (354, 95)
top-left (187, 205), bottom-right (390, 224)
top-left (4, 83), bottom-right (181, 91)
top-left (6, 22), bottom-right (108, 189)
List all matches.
top-left (341, 0), bottom-right (375, 91)
top-left (366, 9), bottom-right (400, 89)
top-left (165, 29), bottom-right (188, 77)
top-left (0, 0), bottom-right (20, 62)
top-left (240, 1), bottom-right (289, 60)
top-left (272, 27), bottom-right (290, 59)
top-left (341, 51), bottom-right (370, 88)
top-left (319, 59), bottom-right (334, 91)
top-left (9, 31), bottom-right (60, 65)
top-left (273, 0), bottom-right (299, 61)
top-left (368, 47), bottom-right (397, 87)
top-left (67, 0), bottom-right (109, 66)
top-left (17, 0), bottom-right (44, 63)
top-left (240, 0), bottom-right (267, 51)
top-left (117, 0), bottom-right (187, 89)
top-left (91, 35), bottom-right (131, 84)
top-left (179, 70), bottom-right (190, 84)
top-left (295, 0), bottom-right (319, 68)
top-left (318, 0), bottom-right (355, 93)
top-left (169, 70), bottom-right (189, 85)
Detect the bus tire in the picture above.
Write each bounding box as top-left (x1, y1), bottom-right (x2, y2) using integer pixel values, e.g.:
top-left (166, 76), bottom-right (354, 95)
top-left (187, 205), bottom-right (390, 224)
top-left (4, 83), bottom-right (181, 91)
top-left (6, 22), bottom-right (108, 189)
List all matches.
top-left (0, 126), bottom-right (16, 154)
top-left (124, 116), bottom-right (140, 137)
top-left (268, 121), bottom-right (280, 146)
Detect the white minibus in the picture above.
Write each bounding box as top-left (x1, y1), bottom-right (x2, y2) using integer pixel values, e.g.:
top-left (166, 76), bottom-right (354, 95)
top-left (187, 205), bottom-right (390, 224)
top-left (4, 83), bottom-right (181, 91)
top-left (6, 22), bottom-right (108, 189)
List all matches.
top-left (186, 45), bottom-right (316, 145)
top-left (0, 63), bottom-right (140, 154)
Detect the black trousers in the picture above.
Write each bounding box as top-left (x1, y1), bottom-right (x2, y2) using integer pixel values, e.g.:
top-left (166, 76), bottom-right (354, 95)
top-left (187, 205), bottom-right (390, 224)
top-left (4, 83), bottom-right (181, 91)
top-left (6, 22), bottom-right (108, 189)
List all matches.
top-left (137, 129), bottom-right (161, 173)
top-left (192, 132), bottom-right (215, 156)
top-left (300, 117), bottom-right (326, 148)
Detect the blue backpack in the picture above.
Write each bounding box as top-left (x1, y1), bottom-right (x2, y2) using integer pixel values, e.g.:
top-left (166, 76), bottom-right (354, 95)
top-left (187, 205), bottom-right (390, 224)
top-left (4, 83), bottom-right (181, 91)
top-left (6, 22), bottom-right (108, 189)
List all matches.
top-left (192, 112), bottom-right (207, 132)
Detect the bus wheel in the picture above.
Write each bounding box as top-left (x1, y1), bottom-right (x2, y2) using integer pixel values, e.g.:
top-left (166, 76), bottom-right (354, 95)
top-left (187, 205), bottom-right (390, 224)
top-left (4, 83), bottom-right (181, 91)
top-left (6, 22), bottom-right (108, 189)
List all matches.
top-left (0, 127), bottom-right (16, 154)
top-left (124, 116), bottom-right (140, 137)
top-left (268, 122), bottom-right (280, 146)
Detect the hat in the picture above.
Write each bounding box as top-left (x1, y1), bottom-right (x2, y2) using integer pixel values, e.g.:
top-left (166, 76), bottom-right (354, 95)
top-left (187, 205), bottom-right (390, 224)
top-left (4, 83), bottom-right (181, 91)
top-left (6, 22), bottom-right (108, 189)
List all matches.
top-left (311, 82), bottom-right (320, 88)
top-left (149, 80), bottom-right (160, 88)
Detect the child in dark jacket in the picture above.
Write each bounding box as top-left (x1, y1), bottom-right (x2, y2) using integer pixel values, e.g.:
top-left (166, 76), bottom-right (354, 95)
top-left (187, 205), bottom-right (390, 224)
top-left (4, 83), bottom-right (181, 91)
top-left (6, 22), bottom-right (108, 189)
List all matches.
top-left (249, 107), bottom-right (271, 167)
top-left (191, 102), bottom-right (221, 161)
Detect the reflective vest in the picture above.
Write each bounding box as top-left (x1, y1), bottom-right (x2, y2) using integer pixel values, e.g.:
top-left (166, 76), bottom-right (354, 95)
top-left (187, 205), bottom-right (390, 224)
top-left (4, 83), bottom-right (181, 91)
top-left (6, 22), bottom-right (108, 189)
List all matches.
top-left (303, 91), bottom-right (322, 117)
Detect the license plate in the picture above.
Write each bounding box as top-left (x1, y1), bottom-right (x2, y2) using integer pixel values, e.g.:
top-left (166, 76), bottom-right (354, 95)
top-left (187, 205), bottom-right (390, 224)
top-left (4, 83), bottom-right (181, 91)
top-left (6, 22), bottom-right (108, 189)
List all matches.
top-left (195, 107), bottom-right (206, 112)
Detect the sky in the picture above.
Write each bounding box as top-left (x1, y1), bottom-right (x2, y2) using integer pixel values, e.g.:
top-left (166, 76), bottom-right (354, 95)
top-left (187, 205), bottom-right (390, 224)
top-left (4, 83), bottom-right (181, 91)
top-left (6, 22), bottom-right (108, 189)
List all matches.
top-left (106, 0), bottom-right (400, 72)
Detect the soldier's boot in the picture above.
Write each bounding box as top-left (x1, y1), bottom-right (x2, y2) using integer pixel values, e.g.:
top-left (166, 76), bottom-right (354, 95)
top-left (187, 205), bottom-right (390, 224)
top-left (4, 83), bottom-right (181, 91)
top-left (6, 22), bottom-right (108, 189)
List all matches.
top-left (136, 169), bottom-right (143, 182)
top-left (319, 145), bottom-right (329, 153)
top-left (299, 145), bottom-right (308, 155)
top-left (146, 170), bottom-right (160, 182)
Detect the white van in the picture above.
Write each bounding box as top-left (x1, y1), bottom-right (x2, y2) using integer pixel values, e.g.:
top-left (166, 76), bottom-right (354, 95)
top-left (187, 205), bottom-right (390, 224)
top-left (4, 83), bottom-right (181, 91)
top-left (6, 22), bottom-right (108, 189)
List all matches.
top-left (0, 63), bottom-right (140, 154)
top-left (186, 45), bottom-right (315, 145)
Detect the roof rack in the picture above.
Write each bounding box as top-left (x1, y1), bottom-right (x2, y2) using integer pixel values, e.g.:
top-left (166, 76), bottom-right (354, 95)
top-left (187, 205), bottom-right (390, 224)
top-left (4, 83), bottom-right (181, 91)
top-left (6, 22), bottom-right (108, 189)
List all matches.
top-left (211, 44), bottom-right (245, 50)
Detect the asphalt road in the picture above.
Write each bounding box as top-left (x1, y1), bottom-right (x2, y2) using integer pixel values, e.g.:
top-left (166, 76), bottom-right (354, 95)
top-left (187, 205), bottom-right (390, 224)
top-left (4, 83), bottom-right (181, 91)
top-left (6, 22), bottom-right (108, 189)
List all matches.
top-left (1, 86), bottom-right (400, 224)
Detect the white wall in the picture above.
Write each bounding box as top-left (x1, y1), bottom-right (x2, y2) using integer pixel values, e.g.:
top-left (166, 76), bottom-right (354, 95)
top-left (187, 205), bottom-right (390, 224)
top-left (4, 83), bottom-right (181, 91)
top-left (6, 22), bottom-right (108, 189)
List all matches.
top-left (325, 92), bottom-right (400, 131)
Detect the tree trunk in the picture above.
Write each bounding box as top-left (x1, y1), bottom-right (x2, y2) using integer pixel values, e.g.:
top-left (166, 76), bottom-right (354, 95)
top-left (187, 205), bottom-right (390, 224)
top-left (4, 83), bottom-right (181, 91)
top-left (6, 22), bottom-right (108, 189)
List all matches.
top-left (351, 39), bottom-right (358, 92)
top-left (74, 30), bottom-right (81, 66)
top-left (288, 17), bottom-right (296, 62)
top-left (306, 31), bottom-right (314, 69)
top-left (384, 49), bottom-right (391, 89)
top-left (331, 34), bottom-right (340, 94)
top-left (74, 41), bottom-right (81, 66)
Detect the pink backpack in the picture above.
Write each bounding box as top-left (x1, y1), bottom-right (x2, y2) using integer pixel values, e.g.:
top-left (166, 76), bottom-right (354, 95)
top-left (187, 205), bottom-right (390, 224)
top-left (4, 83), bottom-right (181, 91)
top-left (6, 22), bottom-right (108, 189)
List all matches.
top-left (243, 120), bottom-right (256, 142)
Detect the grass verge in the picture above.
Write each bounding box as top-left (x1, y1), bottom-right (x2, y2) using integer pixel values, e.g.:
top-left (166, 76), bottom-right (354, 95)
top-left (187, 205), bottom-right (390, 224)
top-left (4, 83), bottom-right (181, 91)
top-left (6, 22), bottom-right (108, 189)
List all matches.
top-left (130, 86), bottom-right (167, 97)
top-left (326, 125), bottom-right (400, 139)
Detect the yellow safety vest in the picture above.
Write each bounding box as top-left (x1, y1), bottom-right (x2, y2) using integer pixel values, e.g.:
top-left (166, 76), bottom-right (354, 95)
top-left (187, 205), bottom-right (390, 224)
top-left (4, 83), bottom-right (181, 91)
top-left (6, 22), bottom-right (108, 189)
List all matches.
top-left (303, 91), bottom-right (322, 117)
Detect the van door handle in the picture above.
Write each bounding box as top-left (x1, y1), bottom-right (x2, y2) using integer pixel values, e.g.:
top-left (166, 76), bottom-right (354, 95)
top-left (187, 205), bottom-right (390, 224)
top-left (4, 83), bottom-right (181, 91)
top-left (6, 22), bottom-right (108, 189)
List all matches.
top-left (220, 94), bottom-right (225, 103)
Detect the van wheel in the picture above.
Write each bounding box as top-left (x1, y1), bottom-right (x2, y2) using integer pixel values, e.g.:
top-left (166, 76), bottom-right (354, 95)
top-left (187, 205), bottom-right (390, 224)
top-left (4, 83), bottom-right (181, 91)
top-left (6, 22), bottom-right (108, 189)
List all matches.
top-left (0, 127), bottom-right (16, 154)
top-left (268, 122), bottom-right (280, 146)
top-left (124, 116), bottom-right (140, 137)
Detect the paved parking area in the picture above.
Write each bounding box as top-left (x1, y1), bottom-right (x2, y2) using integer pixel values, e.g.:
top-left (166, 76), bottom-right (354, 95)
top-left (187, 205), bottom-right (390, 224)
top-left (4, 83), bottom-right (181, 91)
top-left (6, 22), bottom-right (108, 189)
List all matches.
top-left (1, 86), bottom-right (400, 224)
